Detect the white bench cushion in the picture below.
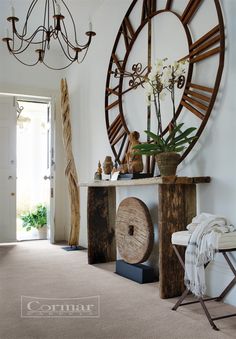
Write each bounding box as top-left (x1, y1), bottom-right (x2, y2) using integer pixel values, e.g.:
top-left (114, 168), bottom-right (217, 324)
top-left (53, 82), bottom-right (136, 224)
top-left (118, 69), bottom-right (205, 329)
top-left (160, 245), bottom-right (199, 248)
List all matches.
top-left (172, 230), bottom-right (236, 250)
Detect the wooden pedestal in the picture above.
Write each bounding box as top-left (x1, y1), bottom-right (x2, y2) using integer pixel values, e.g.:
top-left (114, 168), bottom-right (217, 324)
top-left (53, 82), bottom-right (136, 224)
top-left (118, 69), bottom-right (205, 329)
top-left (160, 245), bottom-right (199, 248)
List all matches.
top-left (82, 177), bottom-right (210, 298)
top-left (158, 184), bottom-right (196, 298)
top-left (87, 187), bottom-right (116, 264)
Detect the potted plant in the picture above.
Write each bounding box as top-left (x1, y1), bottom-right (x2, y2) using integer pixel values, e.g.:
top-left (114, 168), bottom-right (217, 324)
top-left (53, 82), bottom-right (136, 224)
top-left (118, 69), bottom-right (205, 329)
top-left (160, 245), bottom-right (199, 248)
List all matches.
top-left (133, 58), bottom-right (197, 176)
top-left (20, 204), bottom-right (47, 239)
top-left (133, 123), bottom-right (196, 176)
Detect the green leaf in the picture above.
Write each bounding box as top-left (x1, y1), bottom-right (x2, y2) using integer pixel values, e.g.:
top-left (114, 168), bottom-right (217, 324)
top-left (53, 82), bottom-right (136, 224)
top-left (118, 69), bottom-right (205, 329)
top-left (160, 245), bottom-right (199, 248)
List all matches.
top-left (173, 127), bottom-right (197, 143)
top-left (144, 130), bottom-right (164, 144)
top-left (171, 146), bottom-right (185, 152)
top-left (165, 123), bottom-right (185, 144)
top-left (173, 136), bottom-right (197, 147)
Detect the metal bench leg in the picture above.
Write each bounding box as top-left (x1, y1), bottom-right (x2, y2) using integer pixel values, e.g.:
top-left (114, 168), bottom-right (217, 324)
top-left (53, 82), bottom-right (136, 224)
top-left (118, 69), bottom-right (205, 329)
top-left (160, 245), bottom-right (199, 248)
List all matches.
top-left (171, 244), bottom-right (226, 330)
top-left (199, 297), bottom-right (219, 331)
top-left (172, 288), bottom-right (189, 311)
top-left (216, 252), bottom-right (236, 301)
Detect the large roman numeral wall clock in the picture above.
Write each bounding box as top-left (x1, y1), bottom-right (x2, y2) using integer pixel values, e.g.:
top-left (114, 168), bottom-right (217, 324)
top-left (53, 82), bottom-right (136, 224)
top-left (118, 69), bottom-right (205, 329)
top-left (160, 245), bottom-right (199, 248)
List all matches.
top-left (105, 0), bottom-right (225, 174)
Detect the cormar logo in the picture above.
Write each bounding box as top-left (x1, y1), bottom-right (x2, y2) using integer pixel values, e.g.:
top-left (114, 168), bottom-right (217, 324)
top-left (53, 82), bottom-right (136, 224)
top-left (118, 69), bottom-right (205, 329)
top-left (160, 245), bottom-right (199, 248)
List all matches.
top-left (21, 296), bottom-right (100, 318)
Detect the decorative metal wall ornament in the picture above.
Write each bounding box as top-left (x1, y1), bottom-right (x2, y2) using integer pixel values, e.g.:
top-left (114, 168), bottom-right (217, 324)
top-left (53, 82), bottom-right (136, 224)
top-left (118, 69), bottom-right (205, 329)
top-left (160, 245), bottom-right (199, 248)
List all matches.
top-left (2, 0), bottom-right (96, 70)
top-left (105, 0), bottom-right (225, 174)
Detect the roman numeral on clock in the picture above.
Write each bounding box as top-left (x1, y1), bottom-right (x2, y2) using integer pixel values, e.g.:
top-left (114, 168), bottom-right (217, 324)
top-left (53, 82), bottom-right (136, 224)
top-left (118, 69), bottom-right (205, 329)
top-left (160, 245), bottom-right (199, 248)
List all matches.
top-left (107, 115), bottom-right (128, 163)
top-left (190, 25), bottom-right (221, 63)
top-left (111, 53), bottom-right (123, 73)
top-left (165, 0), bottom-right (173, 10)
top-left (141, 0), bottom-right (157, 22)
top-left (181, 0), bottom-right (202, 25)
top-left (106, 85), bottom-right (119, 97)
top-left (180, 25), bottom-right (222, 63)
top-left (181, 83), bottom-right (213, 120)
top-left (121, 17), bottom-right (135, 50)
top-left (105, 99), bottom-right (119, 111)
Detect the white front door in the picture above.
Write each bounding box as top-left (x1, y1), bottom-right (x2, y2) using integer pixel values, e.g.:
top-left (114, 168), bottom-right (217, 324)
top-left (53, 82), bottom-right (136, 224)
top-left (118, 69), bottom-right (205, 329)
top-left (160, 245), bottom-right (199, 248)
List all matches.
top-left (45, 102), bottom-right (55, 243)
top-left (0, 95), bottom-right (16, 242)
top-left (16, 98), bottom-right (55, 243)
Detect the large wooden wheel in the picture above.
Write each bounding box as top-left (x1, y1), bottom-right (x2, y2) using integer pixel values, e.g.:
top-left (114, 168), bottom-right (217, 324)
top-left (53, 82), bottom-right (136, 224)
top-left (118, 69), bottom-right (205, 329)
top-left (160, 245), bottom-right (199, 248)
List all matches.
top-left (116, 197), bottom-right (154, 264)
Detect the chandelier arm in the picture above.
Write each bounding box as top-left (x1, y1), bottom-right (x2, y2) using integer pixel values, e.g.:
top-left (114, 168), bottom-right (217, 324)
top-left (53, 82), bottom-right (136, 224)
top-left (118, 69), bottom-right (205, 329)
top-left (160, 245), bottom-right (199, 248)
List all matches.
top-left (60, 28), bottom-right (89, 50)
top-left (12, 1), bottom-right (49, 45)
top-left (22, 0), bottom-right (39, 38)
top-left (77, 47), bottom-right (89, 64)
top-left (61, 0), bottom-right (80, 45)
top-left (60, 19), bottom-right (93, 49)
top-left (42, 0), bottom-right (49, 48)
top-left (11, 52), bottom-right (40, 67)
top-left (57, 35), bottom-right (76, 61)
top-left (60, 32), bottom-right (78, 51)
top-left (81, 34), bottom-right (93, 50)
top-left (60, 21), bottom-right (76, 49)
top-left (12, 31), bottom-right (24, 53)
top-left (14, 26), bottom-right (48, 44)
top-left (41, 38), bottom-right (47, 55)
top-left (42, 59), bottom-right (75, 70)
top-left (10, 28), bottom-right (47, 54)
top-left (58, 33), bottom-right (77, 60)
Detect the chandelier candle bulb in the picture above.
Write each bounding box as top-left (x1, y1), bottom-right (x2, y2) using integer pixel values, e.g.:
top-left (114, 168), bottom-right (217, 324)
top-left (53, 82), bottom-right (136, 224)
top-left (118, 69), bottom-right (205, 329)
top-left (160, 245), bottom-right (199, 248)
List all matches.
top-left (89, 22), bottom-right (92, 31)
top-left (56, 3), bottom-right (60, 15)
top-left (11, 6), bottom-right (15, 17)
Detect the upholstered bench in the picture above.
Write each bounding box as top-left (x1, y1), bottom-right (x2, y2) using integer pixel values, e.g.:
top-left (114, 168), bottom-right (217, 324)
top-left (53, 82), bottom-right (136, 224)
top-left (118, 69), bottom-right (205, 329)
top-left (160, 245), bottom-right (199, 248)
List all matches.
top-left (171, 230), bottom-right (236, 331)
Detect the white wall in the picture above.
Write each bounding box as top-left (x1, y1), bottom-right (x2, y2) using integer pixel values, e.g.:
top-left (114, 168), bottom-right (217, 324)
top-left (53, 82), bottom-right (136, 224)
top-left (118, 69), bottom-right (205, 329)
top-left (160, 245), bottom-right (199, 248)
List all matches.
top-left (65, 0), bottom-right (236, 306)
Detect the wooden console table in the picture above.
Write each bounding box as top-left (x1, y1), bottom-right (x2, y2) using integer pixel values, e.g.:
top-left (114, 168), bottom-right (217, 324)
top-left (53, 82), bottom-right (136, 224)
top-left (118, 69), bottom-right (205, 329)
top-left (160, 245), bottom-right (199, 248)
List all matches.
top-left (80, 176), bottom-right (210, 298)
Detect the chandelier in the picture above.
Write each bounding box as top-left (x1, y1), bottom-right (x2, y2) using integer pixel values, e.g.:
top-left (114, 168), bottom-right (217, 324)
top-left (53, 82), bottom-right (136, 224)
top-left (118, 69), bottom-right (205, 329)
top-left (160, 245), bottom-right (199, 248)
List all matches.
top-left (2, 0), bottom-right (96, 70)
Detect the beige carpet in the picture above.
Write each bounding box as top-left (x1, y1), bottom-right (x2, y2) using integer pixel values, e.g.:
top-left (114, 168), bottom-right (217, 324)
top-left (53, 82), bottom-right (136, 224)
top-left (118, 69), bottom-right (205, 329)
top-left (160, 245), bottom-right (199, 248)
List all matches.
top-left (0, 240), bottom-right (236, 339)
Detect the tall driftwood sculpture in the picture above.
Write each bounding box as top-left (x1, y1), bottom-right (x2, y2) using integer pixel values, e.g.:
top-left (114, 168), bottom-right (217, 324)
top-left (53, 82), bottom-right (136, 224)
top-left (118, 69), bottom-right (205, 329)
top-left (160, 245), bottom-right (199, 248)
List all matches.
top-left (60, 78), bottom-right (80, 246)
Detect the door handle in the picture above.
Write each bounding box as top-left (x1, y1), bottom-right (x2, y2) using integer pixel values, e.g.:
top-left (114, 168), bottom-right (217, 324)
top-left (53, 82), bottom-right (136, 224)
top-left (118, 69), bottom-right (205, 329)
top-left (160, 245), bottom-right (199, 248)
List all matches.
top-left (44, 175), bottom-right (53, 180)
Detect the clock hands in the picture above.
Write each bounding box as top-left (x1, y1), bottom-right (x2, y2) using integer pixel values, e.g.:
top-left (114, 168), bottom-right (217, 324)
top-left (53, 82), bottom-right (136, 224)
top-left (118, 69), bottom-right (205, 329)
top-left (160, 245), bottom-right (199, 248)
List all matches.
top-left (110, 62), bottom-right (148, 90)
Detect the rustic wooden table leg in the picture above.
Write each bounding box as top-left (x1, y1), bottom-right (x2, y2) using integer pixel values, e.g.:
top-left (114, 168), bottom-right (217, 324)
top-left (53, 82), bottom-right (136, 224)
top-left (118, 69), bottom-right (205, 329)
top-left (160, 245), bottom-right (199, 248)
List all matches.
top-left (87, 187), bottom-right (116, 264)
top-left (158, 184), bottom-right (196, 298)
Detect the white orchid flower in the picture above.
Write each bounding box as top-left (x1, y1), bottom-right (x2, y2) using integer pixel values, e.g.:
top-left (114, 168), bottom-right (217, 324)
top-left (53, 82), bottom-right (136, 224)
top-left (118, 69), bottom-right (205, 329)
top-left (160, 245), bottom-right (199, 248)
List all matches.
top-left (163, 66), bottom-right (172, 77)
top-left (148, 70), bottom-right (157, 81)
top-left (142, 58), bottom-right (187, 121)
top-left (175, 63), bottom-right (186, 77)
top-left (162, 67), bottom-right (172, 85)
top-left (175, 68), bottom-right (184, 77)
top-left (153, 58), bottom-right (164, 74)
top-left (173, 61), bottom-right (179, 69)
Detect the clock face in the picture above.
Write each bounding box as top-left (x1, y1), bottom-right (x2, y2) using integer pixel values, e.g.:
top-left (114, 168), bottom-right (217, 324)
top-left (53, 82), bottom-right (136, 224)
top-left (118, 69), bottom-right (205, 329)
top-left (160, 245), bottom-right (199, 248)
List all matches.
top-left (105, 0), bottom-right (225, 173)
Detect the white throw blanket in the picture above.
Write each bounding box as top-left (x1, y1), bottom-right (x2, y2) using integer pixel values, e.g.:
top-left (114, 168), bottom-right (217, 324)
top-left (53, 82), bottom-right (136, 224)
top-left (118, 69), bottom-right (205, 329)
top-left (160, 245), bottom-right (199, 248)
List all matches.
top-left (184, 213), bottom-right (235, 297)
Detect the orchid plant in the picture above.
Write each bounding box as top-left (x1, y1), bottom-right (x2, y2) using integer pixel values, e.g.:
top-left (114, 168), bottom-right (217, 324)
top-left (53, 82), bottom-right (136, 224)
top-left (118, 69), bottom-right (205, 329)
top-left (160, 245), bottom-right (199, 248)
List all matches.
top-left (133, 58), bottom-right (197, 156)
